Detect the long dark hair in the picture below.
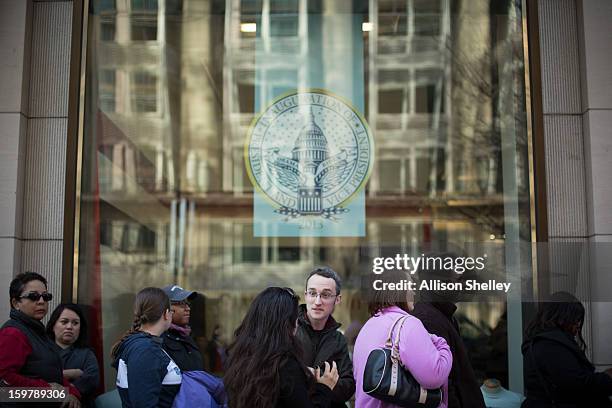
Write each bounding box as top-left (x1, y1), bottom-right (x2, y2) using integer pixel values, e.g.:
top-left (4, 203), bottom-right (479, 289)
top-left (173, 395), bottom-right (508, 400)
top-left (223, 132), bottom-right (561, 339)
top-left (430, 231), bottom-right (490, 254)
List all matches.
top-left (224, 287), bottom-right (310, 408)
top-left (110, 287), bottom-right (170, 359)
top-left (46, 303), bottom-right (88, 348)
top-left (525, 291), bottom-right (587, 351)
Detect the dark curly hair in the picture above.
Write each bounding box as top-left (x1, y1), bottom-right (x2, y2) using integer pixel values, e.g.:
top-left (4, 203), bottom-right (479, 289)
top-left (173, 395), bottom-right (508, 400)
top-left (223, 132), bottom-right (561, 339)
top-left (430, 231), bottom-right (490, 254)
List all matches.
top-left (223, 287), bottom-right (312, 407)
top-left (9, 272), bottom-right (48, 309)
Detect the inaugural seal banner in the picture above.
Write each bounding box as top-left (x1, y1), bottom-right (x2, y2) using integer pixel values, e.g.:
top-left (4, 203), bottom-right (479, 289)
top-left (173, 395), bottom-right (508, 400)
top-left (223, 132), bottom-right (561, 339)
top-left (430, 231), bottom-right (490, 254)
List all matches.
top-left (247, 10), bottom-right (372, 237)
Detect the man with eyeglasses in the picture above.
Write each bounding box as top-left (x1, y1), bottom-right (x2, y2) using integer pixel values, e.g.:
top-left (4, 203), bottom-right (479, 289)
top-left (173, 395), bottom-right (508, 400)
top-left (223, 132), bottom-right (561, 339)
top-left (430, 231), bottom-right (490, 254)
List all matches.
top-left (161, 285), bottom-right (205, 372)
top-left (295, 267), bottom-right (355, 407)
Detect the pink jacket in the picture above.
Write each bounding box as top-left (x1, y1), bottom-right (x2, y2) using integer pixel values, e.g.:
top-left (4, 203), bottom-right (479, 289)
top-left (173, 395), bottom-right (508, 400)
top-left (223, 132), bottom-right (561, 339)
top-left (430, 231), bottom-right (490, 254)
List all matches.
top-left (352, 306), bottom-right (453, 408)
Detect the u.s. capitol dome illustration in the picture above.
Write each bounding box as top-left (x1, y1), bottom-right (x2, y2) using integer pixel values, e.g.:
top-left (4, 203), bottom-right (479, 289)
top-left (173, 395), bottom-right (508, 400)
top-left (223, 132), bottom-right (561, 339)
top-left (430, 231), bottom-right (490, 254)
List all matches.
top-left (246, 90), bottom-right (374, 220)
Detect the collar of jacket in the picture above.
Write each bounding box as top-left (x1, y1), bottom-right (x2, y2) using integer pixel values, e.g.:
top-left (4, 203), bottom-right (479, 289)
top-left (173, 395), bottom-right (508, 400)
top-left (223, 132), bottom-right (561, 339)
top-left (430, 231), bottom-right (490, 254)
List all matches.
top-left (523, 327), bottom-right (592, 368)
top-left (140, 331), bottom-right (163, 344)
top-left (427, 301), bottom-right (458, 319)
top-left (9, 309), bottom-right (46, 335)
top-left (169, 323), bottom-right (191, 337)
top-left (298, 304), bottom-right (341, 333)
top-left (379, 305), bottom-right (409, 316)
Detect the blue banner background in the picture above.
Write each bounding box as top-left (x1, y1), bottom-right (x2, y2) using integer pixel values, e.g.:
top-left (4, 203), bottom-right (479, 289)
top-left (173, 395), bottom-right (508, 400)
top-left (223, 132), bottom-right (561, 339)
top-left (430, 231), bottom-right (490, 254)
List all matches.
top-left (251, 11), bottom-right (368, 237)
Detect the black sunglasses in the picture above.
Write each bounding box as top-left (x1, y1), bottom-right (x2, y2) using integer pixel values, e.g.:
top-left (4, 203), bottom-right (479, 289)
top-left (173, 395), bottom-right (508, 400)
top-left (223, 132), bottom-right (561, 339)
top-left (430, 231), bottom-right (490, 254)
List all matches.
top-left (19, 292), bottom-right (53, 302)
top-left (171, 300), bottom-right (191, 307)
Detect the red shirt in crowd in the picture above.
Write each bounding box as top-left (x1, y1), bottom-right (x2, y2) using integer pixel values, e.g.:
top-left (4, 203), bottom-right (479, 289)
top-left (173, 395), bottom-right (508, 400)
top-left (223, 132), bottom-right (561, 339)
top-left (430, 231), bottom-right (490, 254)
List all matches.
top-left (0, 327), bottom-right (81, 399)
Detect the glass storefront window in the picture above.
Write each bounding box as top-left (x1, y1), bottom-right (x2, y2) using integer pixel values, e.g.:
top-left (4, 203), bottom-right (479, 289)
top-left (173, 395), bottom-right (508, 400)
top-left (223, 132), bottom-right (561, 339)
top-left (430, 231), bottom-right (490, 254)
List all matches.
top-left (78, 0), bottom-right (533, 393)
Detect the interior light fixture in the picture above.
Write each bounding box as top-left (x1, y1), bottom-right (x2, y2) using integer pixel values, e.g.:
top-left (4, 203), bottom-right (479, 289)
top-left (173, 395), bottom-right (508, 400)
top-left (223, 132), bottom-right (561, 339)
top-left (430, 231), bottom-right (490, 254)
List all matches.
top-left (362, 22), bottom-right (373, 32)
top-left (240, 23), bottom-right (257, 33)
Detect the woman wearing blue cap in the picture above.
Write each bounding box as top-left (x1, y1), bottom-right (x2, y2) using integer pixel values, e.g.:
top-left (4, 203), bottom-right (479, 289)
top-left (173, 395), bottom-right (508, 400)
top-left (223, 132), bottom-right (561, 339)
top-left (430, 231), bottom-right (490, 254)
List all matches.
top-left (161, 285), bottom-right (204, 372)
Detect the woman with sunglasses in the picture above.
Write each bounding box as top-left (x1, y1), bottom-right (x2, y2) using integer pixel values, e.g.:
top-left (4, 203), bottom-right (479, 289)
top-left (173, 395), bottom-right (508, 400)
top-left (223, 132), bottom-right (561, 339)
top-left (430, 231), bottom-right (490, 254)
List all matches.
top-left (224, 287), bottom-right (339, 408)
top-left (111, 287), bottom-right (181, 408)
top-left (0, 272), bottom-right (81, 407)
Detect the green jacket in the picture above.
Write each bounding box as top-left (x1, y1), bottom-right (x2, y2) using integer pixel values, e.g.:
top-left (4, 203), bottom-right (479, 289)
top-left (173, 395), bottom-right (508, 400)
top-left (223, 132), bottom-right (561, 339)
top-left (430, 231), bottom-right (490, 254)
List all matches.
top-left (295, 304), bottom-right (355, 407)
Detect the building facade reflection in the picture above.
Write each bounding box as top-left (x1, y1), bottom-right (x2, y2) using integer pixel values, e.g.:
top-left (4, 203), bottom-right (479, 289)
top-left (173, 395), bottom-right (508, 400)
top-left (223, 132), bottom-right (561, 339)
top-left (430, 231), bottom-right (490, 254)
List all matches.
top-left (80, 0), bottom-right (532, 391)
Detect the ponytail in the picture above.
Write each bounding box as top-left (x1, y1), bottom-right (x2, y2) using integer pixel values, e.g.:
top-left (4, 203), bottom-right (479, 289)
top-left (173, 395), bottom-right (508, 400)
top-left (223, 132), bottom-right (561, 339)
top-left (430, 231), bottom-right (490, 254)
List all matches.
top-left (110, 287), bottom-right (170, 359)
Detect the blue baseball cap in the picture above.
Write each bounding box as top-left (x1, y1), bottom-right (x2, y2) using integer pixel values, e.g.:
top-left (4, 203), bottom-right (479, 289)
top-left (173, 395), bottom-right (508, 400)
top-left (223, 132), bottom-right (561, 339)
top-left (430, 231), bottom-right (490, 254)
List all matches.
top-left (162, 284), bottom-right (197, 302)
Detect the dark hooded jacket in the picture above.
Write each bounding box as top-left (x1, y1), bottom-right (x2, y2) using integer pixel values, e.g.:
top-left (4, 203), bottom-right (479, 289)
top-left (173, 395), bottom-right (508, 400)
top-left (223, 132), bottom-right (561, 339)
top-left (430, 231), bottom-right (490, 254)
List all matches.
top-left (521, 327), bottom-right (612, 408)
top-left (56, 345), bottom-right (100, 407)
top-left (112, 332), bottom-right (181, 408)
top-left (276, 354), bottom-right (333, 408)
top-left (410, 302), bottom-right (486, 408)
top-left (295, 304), bottom-right (355, 407)
top-left (162, 326), bottom-right (204, 372)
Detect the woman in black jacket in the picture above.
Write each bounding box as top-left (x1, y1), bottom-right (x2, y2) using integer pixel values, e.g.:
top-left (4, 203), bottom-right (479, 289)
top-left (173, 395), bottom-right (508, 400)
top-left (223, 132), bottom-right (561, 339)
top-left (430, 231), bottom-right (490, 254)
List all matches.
top-left (223, 287), bottom-right (339, 408)
top-left (522, 292), bottom-right (612, 408)
top-left (47, 304), bottom-right (100, 407)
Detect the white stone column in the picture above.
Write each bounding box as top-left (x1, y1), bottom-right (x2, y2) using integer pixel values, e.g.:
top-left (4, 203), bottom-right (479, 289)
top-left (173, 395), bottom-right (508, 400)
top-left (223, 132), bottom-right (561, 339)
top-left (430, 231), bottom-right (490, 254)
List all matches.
top-left (538, 0), bottom-right (593, 352)
top-left (578, 0), bottom-right (612, 371)
top-left (20, 0), bottom-right (73, 309)
top-left (0, 0), bottom-right (32, 319)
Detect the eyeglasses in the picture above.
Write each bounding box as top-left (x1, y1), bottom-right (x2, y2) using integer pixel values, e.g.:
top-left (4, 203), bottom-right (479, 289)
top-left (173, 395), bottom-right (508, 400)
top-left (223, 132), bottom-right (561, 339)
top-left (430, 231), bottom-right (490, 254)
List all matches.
top-left (171, 300), bottom-right (191, 308)
top-left (19, 292), bottom-right (53, 302)
top-left (305, 290), bottom-right (337, 302)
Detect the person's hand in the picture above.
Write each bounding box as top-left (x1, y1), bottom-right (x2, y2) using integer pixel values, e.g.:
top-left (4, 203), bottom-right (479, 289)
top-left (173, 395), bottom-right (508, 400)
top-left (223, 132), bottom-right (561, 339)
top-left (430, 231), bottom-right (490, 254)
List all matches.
top-left (605, 367), bottom-right (612, 377)
top-left (62, 369), bottom-right (83, 380)
top-left (315, 361), bottom-right (338, 390)
top-left (61, 394), bottom-right (80, 408)
top-left (49, 382), bottom-right (79, 407)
